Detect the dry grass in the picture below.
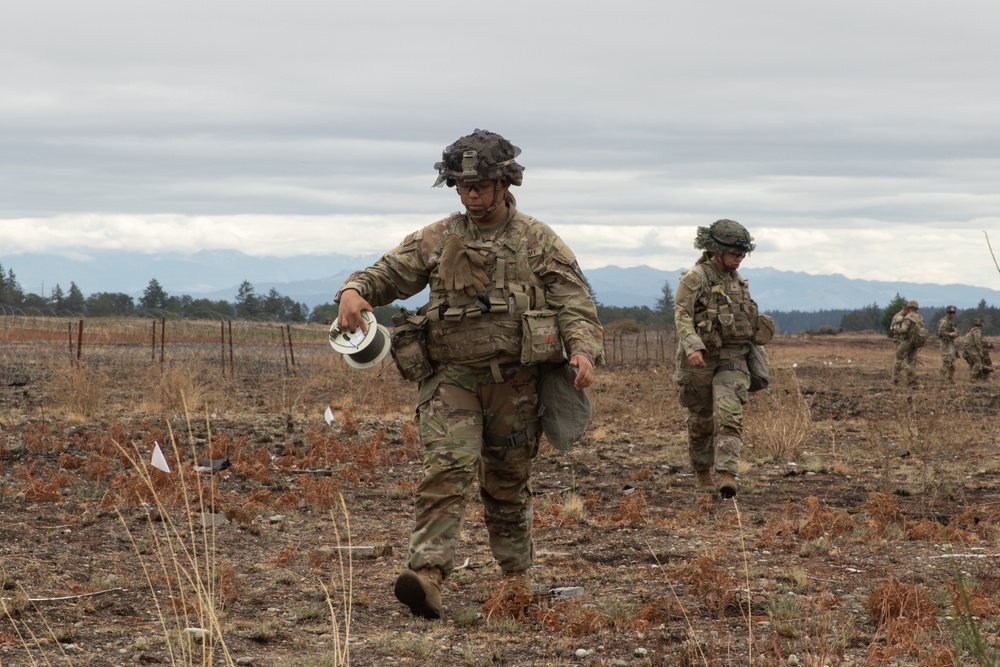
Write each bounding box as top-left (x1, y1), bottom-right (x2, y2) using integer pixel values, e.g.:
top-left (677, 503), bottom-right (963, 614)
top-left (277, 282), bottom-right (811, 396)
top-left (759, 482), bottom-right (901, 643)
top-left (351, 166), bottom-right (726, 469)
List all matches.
top-left (2, 325), bottom-right (1000, 666)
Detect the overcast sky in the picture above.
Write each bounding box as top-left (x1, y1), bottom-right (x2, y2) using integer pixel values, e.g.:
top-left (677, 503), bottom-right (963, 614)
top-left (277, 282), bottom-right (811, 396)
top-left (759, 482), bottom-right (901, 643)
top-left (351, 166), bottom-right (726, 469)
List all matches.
top-left (3, 0), bottom-right (999, 290)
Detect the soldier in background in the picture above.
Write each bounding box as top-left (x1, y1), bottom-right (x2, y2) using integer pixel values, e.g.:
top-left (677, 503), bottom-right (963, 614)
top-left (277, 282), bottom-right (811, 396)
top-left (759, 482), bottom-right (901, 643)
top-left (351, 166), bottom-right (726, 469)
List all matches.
top-left (891, 300), bottom-right (927, 387)
top-left (937, 305), bottom-right (959, 383)
top-left (335, 129), bottom-right (604, 619)
top-left (673, 219), bottom-right (773, 499)
top-left (964, 318), bottom-right (994, 381)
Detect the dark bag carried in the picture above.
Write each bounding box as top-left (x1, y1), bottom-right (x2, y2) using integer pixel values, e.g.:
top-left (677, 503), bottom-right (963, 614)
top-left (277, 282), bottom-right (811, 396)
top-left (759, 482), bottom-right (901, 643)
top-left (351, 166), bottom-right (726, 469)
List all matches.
top-left (537, 362), bottom-right (592, 451)
top-left (747, 343), bottom-right (770, 392)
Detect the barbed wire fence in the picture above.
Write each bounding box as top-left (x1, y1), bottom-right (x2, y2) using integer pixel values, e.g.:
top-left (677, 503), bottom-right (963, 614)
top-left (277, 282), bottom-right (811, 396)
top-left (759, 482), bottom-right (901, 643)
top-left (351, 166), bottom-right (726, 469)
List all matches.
top-left (0, 316), bottom-right (676, 384)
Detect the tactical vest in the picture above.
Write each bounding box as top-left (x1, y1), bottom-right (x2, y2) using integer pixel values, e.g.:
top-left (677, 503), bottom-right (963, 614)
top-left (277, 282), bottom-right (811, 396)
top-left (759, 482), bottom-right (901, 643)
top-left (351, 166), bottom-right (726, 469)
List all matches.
top-left (422, 212), bottom-right (547, 367)
top-left (690, 262), bottom-right (758, 351)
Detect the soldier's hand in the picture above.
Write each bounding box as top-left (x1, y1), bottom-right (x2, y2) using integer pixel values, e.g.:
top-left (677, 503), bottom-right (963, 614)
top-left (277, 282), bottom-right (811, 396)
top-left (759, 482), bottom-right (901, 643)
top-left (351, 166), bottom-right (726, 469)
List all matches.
top-left (337, 289), bottom-right (373, 334)
top-left (569, 354), bottom-right (594, 389)
top-left (687, 350), bottom-right (706, 368)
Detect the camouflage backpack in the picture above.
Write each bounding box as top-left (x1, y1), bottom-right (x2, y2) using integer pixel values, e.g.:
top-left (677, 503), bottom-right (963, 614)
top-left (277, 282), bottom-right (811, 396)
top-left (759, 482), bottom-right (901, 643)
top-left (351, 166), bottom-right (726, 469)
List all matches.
top-left (909, 318), bottom-right (929, 348)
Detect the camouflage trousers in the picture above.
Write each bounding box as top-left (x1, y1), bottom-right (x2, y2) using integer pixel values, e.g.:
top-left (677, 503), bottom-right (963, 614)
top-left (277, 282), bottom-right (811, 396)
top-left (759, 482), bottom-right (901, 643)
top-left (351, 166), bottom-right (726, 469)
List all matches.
top-left (939, 340), bottom-right (957, 382)
top-left (673, 354), bottom-right (750, 476)
top-left (408, 363), bottom-right (540, 577)
top-left (968, 351), bottom-right (993, 381)
top-left (893, 340), bottom-right (918, 385)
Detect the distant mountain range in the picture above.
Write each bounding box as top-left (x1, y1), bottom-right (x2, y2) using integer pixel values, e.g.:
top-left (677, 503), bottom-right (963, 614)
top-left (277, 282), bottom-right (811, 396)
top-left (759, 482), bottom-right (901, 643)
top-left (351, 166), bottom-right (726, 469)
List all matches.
top-left (3, 249), bottom-right (999, 313)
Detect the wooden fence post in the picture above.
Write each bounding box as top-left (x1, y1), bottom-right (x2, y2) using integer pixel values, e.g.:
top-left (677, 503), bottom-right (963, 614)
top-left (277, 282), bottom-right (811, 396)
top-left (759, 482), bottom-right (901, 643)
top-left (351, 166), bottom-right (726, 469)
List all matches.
top-left (77, 319), bottom-right (84, 361)
top-left (228, 320), bottom-right (234, 375)
top-left (286, 325), bottom-right (296, 368)
top-left (280, 325), bottom-right (290, 372)
top-left (159, 318), bottom-right (166, 364)
top-left (220, 321), bottom-right (226, 376)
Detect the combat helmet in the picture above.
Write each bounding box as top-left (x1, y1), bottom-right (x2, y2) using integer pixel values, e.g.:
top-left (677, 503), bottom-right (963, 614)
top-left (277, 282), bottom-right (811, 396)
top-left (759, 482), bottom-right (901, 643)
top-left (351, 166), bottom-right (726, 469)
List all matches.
top-left (907, 300), bottom-right (920, 310)
top-left (946, 305), bottom-right (957, 314)
top-left (432, 129), bottom-right (524, 187)
top-left (694, 219), bottom-right (756, 254)
top-left (973, 318), bottom-right (984, 327)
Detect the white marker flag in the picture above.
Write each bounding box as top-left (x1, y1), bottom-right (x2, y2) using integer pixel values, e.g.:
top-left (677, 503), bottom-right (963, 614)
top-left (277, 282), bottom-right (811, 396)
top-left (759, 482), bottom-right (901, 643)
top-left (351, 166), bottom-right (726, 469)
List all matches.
top-left (324, 406), bottom-right (335, 425)
top-left (151, 442), bottom-right (171, 473)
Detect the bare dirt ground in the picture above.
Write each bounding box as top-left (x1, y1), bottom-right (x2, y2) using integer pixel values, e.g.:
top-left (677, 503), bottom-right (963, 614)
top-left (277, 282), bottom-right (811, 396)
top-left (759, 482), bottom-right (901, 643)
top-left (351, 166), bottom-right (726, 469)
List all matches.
top-left (2, 329), bottom-right (1000, 667)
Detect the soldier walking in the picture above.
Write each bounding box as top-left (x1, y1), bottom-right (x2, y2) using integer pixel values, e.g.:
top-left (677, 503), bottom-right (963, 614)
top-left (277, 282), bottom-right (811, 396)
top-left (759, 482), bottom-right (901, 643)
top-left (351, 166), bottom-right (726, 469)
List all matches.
top-left (335, 129), bottom-right (604, 619)
top-left (673, 220), bottom-right (773, 499)
top-left (890, 300), bottom-right (927, 387)
top-left (964, 318), bottom-right (994, 381)
top-left (937, 305), bottom-right (959, 382)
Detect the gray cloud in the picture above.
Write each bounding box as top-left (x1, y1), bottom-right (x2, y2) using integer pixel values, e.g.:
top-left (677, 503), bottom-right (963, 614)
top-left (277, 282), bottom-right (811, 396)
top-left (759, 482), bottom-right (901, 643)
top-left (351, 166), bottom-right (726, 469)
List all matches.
top-left (2, 0), bottom-right (999, 289)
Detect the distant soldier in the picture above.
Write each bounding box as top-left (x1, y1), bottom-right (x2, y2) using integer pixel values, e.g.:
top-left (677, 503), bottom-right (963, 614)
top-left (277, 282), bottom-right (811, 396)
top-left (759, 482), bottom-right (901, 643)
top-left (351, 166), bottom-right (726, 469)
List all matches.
top-left (937, 305), bottom-right (959, 382)
top-left (891, 300), bottom-right (928, 387)
top-left (964, 319), bottom-right (994, 381)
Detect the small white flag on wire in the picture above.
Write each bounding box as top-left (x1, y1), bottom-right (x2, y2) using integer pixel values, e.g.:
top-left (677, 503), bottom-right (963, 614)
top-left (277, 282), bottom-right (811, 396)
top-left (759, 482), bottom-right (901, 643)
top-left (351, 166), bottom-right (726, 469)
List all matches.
top-left (324, 406), bottom-right (336, 425)
top-left (151, 442), bottom-right (171, 473)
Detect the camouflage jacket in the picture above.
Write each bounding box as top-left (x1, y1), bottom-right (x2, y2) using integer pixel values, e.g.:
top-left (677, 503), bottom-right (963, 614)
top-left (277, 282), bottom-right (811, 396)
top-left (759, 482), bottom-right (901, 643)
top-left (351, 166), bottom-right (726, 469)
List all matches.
top-left (337, 205), bottom-right (604, 366)
top-left (965, 327), bottom-right (984, 355)
top-left (937, 316), bottom-right (957, 341)
top-left (675, 254), bottom-right (759, 360)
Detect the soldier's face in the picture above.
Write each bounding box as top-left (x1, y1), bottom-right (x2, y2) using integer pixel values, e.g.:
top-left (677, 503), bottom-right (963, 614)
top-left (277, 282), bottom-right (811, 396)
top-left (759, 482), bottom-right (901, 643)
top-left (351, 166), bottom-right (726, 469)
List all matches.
top-left (720, 250), bottom-right (745, 271)
top-left (457, 179), bottom-right (508, 224)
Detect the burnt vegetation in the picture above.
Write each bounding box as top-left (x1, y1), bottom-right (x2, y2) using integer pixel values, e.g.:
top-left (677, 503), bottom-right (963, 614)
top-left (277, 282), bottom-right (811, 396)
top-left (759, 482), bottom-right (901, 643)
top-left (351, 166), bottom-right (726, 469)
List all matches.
top-left (1, 319), bottom-right (1000, 666)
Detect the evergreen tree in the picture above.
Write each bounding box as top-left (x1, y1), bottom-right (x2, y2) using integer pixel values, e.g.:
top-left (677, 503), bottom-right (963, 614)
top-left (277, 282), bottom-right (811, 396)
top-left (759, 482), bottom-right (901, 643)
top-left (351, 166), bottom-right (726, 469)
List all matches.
top-left (49, 284), bottom-right (66, 308)
top-left (139, 279), bottom-right (170, 311)
top-left (0, 266), bottom-right (24, 306)
top-left (840, 302), bottom-right (883, 332)
top-left (235, 280), bottom-right (261, 318)
top-left (655, 280), bottom-right (675, 329)
top-left (64, 282), bottom-right (86, 313)
top-left (881, 294), bottom-right (907, 335)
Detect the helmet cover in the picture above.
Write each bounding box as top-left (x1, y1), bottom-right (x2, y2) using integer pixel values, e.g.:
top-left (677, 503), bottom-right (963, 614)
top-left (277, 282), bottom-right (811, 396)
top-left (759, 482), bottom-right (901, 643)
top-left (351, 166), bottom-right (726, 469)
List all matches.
top-left (694, 219), bottom-right (756, 254)
top-left (433, 129), bottom-right (524, 187)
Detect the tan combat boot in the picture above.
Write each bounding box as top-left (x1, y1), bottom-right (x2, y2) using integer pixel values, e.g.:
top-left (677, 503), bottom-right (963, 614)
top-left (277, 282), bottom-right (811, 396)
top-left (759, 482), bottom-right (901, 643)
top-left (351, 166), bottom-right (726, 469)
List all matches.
top-left (394, 566), bottom-right (443, 619)
top-left (718, 472), bottom-right (738, 499)
top-left (695, 470), bottom-right (714, 490)
top-left (498, 570), bottom-right (531, 598)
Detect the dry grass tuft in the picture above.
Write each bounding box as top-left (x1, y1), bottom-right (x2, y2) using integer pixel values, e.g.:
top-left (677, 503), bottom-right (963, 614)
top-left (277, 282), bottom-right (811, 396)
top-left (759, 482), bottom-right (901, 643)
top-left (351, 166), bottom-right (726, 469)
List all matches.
top-left (744, 367), bottom-right (814, 462)
top-left (865, 577), bottom-right (938, 629)
top-left (680, 554), bottom-right (737, 618)
top-left (798, 496), bottom-right (856, 540)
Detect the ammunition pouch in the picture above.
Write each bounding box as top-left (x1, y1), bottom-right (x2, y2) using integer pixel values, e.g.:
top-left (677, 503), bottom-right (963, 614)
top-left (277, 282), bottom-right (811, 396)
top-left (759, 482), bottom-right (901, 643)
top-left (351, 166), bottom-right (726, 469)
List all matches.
top-left (390, 310), bottom-right (433, 383)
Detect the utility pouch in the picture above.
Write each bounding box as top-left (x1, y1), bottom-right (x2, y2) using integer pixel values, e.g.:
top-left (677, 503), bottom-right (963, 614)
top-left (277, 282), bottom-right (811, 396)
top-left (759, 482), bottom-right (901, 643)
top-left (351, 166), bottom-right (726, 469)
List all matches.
top-left (520, 309), bottom-right (564, 365)
top-left (752, 314), bottom-right (775, 345)
top-left (390, 310), bottom-right (433, 383)
top-left (718, 304), bottom-right (755, 341)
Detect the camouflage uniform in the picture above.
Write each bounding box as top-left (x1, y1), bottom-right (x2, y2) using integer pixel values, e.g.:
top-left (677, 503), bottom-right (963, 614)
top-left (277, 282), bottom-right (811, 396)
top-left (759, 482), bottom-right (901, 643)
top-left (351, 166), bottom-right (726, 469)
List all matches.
top-left (337, 132), bottom-right (603, 593)
top-left (673, 220), bottom-right (765, 495)
top-left (937, 308), bottom-right (958, 382)
top-left (964, 321), bottom-right (993, 381)
top-left (891, 303), bottom-right (925, 386)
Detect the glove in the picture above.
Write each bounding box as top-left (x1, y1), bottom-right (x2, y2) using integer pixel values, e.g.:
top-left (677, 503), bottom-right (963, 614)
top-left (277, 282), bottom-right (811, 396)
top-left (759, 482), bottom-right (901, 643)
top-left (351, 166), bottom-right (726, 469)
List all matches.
top-left (438, 235), bottom-right (488, 297)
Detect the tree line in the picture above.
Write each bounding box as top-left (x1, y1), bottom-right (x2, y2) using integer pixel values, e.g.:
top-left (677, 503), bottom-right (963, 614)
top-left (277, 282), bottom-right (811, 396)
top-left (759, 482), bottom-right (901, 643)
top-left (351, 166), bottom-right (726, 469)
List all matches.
top-left (0, 263), bottom-right (312, 322)
top-left (2, 261), bottom-right (995, 335)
